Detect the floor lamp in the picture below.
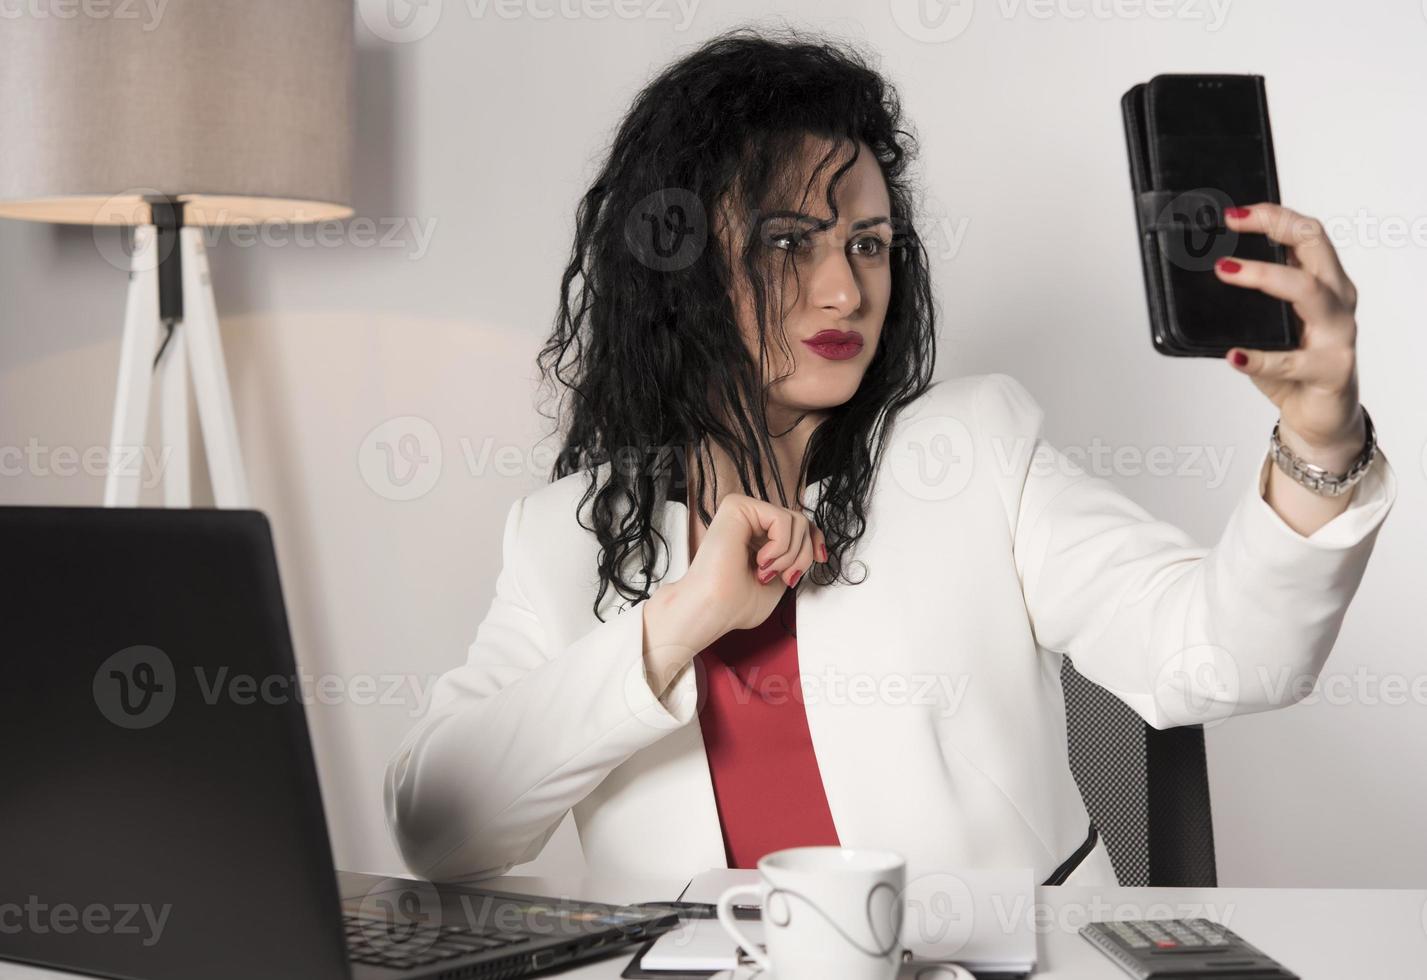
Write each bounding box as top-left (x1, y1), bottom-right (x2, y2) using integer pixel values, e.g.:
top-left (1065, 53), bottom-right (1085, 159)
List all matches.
top-left (0, 0), bottom-right (354, 508)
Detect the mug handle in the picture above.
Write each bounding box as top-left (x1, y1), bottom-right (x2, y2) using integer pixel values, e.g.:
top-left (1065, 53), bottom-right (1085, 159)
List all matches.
top-left (716, 884), bottom-right (771, 973)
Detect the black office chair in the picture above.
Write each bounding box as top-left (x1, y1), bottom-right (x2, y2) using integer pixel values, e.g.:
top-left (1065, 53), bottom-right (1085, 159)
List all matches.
top-left (1060, 655), bottom-right (1218, 886)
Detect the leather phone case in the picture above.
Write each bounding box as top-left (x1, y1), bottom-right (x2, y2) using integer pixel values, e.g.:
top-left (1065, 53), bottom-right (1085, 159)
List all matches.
top-left (1122, 74), bottom-right (1300, 357)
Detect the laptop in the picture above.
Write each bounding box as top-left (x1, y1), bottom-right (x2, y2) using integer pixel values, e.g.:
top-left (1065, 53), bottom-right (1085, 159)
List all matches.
top-left (0, 506), bottom-right (681, 980)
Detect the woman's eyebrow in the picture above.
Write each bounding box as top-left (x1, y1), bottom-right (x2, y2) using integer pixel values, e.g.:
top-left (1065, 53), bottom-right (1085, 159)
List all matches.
top-left (760, 210), bottom-right (891, 232)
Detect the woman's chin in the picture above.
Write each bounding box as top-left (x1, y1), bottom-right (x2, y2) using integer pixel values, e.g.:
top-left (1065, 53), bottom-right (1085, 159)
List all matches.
top-left (777, 379), bottom-right (864, 413)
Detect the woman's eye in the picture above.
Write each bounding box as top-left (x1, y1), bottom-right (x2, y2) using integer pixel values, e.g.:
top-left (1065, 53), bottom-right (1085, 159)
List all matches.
top-left (851, 235), bottom-right (889, 258)
top-left (769, 231), bottom-right (809, 252)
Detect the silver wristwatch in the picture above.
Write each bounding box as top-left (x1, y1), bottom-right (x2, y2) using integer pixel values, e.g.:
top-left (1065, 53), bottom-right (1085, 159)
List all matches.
top-left (1269, 406), bottom-right (1377, 497)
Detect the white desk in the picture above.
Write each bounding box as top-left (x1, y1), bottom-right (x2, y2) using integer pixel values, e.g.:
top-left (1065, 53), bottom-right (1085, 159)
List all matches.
top-left (3, 875), bottom-right (1424, 978)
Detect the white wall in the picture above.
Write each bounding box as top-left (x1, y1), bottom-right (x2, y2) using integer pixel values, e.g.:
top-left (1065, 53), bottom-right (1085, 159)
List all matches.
top-left (2, 0), bottom-right (1422, 888)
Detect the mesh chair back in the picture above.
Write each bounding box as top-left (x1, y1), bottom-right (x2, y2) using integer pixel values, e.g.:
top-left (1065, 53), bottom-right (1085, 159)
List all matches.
top-left (1060, 655), bottom-right (1217, 886)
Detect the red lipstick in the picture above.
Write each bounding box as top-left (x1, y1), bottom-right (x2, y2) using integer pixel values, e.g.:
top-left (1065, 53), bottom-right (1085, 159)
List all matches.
top-left (801, 329), bottom-right (864, 361)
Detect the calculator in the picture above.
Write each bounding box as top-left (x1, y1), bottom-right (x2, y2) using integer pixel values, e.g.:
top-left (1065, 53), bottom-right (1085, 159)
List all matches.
top-left (1080, 917), bottom-right (1299, 979)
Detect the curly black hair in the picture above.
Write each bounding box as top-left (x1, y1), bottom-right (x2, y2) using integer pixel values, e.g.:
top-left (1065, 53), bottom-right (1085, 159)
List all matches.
top-left (536, 23), bottom-right (937, 621)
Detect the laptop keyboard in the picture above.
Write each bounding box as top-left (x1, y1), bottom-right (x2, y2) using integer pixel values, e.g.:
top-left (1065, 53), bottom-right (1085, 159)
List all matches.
top-left (343, 911), bottom-right (533, 970)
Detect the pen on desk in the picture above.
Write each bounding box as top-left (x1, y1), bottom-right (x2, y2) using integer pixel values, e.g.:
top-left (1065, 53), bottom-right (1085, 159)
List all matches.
top-left (633, 901), bottom-right (761, 920)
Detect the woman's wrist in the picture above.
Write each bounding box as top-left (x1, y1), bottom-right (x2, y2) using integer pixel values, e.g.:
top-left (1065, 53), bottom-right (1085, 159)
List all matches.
top-left (1275, 406), bottom-right (1368, 475)
top-left (640, 579), bottom-right (724, 697)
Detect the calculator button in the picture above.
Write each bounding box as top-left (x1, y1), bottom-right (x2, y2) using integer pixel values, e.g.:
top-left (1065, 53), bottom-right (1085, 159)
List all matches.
top-left (1154, 940), bottom-right (1178, 949)
top-left (1189, 923), bottom-right (1229, 945)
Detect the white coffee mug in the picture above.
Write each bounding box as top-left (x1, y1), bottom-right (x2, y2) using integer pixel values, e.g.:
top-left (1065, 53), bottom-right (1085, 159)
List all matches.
top-left (716, 846), bottom-right (906, 980)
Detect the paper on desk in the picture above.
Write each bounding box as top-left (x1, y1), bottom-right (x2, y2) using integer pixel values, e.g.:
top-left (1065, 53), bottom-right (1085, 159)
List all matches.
top-left (644, 866), bottom-right (1036, 974)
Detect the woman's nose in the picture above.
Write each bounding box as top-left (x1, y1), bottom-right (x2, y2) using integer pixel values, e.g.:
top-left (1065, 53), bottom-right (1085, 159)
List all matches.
top-left (808, 248), bottom-right (861, 318)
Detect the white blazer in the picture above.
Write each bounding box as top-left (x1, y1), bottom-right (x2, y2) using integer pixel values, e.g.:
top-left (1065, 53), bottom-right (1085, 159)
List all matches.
top-left (384, 373), bottom-right (1397, 888)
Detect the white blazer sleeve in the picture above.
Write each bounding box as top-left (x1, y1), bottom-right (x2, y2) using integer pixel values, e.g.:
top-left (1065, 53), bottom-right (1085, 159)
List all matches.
top-left (978, 372), bottom-right (1397, 730)
top-left (383, 495), bottom-right (700, 881)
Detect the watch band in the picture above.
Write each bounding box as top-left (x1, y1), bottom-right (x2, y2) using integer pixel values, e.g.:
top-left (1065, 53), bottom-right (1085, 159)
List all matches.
top-left (1269, 406), bottom-right (1376, 498)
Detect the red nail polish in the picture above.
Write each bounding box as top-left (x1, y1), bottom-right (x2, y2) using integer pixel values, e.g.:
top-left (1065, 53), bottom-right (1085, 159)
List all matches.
top-left (1225, 206), bottom-right (1251, 219)
top-left (1231, 351), bottom-right (1248, 367)
top-left (758, 568), bottom-right (776, 585)
top-left (1217, 258), bottom-right (1242, 274)
top-left (788, 569), bottom-right (803, 588)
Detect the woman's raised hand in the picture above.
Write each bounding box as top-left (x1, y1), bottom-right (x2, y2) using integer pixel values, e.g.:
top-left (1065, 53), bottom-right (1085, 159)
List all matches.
top-left (684, 493), bottom-right (827, 634)
top-left (640, 493), bottom-right (826, 695)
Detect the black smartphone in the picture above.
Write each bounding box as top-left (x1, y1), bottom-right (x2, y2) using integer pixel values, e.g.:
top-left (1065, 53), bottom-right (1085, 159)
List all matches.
top-left (1122, 74), bottom-right (1301, 357)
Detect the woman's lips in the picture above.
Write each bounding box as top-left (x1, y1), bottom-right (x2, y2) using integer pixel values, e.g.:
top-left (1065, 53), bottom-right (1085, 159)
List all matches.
top-left (801, 330), bottom-right (864, 361)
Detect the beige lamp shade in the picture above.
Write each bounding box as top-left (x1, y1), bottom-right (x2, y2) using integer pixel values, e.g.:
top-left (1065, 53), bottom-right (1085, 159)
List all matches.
top-left (0, 0), bottom-right (353, 226)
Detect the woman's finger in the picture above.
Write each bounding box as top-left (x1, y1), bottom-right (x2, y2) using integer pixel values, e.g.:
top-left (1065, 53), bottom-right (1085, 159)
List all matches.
top-left (767, 514), bottom-right (809, 575)
top-left (810, 524), bottom-right (828, 563)
top-left (1226, 345), bottom-right (1310, 384)
top-left (782, 524), bottom-right (816, 587)
top-left (1214, 255), bottom-right (1348, 328)
top-left (1225, 203), bottom-right (1356, 308)
top-left (749, 505), bottom-right (792, 567)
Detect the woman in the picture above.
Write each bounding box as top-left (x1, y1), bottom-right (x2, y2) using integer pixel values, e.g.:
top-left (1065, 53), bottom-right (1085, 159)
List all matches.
top-left (384, 28), bottom-right (1395, 888)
